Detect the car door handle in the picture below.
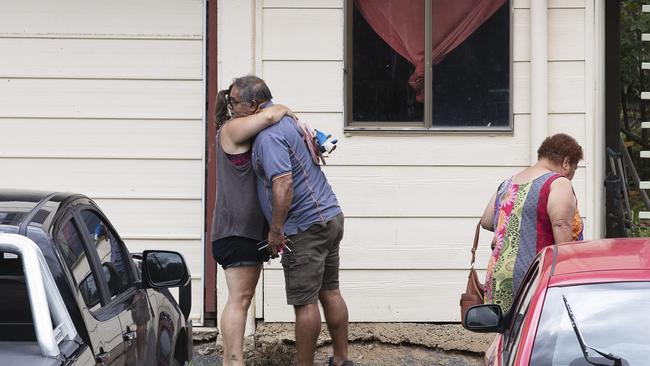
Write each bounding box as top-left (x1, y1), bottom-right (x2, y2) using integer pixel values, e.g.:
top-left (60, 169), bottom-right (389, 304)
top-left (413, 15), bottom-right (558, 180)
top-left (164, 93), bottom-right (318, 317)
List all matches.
top-left (123, 330), bottom-right (137, 341)
top-left (96, 351), bottom-right (111, 364)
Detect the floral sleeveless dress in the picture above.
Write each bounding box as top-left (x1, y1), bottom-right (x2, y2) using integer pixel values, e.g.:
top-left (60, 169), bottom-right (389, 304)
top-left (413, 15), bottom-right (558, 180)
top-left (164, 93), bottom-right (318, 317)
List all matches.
top-left (484, 172), bottom-right (583, 312)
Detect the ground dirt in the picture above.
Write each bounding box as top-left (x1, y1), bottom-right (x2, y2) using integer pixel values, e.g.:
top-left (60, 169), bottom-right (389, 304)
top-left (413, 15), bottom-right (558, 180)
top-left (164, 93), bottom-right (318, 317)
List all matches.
top-left (191, 323), bottom-right (494, 366)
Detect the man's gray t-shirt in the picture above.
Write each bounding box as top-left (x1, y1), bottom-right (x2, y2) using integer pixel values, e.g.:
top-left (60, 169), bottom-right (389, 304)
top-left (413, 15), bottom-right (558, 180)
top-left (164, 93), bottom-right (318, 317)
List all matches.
top-left (252, 116), bottom-right (341, 236)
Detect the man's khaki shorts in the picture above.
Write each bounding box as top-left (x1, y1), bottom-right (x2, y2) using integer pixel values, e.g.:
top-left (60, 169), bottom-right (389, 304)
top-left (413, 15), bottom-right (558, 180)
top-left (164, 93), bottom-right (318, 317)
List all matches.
top-left (281, 214), bottom-right (344, 306)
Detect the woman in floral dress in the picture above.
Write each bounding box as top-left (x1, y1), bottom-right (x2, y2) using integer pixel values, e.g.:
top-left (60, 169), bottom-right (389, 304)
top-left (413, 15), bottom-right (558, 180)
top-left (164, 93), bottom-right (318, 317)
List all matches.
top-left (480, 133), bottom-right (584, 312)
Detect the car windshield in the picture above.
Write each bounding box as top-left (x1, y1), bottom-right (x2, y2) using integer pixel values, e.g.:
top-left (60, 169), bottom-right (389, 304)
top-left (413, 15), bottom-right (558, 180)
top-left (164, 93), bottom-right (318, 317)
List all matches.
top-left (530, 281), bottom-right (650, 365)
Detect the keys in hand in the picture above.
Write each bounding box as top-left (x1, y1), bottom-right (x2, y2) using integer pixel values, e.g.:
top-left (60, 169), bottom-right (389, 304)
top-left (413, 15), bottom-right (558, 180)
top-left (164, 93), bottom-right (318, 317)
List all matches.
top-left (256, 236), bottom-right (292, 259)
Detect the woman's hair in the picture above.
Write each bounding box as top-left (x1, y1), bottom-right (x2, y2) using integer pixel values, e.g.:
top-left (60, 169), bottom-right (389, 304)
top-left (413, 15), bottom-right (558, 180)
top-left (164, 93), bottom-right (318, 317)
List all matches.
top-left (537, 133), bottom-right (583, 165)
top-left (214, 84), bottom-right (233, 130)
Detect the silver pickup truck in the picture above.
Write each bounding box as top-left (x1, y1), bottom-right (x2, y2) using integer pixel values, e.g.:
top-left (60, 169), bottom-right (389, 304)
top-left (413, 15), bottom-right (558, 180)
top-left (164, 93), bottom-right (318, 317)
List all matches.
top-left (0, 190), bottom-right (193, 365)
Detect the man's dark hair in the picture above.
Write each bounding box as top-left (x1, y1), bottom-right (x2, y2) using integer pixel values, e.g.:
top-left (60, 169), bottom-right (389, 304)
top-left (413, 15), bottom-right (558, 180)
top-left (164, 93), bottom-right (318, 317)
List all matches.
top-left (537, 133), bottom-right (583, 165)
top-left (233, 75), bottom-right (273, 103)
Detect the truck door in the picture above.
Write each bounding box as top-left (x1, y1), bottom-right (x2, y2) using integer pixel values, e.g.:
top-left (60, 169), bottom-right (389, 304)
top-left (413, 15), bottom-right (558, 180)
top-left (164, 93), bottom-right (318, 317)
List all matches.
top-left (54, 216), bottom-right (126, 365)
top-left (76, 209), bottom-right (154, 366)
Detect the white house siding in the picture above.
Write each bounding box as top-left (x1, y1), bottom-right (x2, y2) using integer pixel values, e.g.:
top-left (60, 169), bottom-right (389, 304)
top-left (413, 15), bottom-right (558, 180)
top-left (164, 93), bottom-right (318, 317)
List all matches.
top-left (0, 0), bottom-right (206, 324)
top-left (219, 0), bottom-right (600, 322)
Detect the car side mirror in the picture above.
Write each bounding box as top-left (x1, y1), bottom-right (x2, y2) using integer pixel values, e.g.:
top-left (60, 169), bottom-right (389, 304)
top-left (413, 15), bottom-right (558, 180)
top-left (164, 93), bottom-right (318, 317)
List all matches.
top-left (463, 304), bottom-right (505, 333)
top-left (142, 250), bottom-right (190, 289)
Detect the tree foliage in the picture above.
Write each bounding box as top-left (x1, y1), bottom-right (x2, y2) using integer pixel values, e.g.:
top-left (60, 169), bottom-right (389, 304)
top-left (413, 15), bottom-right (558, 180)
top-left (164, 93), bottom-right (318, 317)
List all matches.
top-left (620, 1), bottom-right (650, 231)
top-left (620, 1), bottom-right (650, 129)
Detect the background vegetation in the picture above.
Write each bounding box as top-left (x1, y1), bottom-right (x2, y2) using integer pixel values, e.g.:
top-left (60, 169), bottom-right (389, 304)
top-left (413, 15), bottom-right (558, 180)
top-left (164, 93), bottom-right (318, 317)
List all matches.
top-left (620, 1), bottom-right (650, 235)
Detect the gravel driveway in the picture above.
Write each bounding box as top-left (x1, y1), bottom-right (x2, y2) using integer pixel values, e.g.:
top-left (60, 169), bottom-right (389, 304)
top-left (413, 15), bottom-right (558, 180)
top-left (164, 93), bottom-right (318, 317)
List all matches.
top-left (189, 323), bottom-right (489, 366)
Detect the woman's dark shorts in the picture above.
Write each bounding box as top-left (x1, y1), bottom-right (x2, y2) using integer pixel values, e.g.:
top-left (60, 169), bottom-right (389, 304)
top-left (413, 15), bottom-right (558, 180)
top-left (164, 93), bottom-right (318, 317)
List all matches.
top-left (212, 236), bottom-right (270, 269)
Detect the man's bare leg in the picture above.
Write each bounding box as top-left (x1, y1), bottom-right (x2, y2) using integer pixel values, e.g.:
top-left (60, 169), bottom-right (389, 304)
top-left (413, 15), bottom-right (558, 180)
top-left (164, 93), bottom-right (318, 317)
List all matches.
top-left (294, 303), bottom-right (321, 366)
top-left (221, 265), bottom-right (262, 366)
top-left (319, 289), bottom-right (349, 365)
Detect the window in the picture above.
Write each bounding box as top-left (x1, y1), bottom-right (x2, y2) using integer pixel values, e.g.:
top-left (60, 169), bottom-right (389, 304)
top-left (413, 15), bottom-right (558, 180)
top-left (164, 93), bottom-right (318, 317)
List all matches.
top-left (345, 0), bottom-right (511, 131)
top-left (56, 218), bottom-right (101, 311)
top-left (0, 253), bottom-right (35, 341)
top-left (79, 211), bottom-right (131, 300)
top-left (531, 282), bottom-right (650, 365)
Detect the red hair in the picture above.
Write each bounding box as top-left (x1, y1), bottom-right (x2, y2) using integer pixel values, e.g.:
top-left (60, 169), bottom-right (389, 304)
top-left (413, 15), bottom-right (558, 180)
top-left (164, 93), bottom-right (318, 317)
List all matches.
top-left (537, 133), bottom-right (583, 165)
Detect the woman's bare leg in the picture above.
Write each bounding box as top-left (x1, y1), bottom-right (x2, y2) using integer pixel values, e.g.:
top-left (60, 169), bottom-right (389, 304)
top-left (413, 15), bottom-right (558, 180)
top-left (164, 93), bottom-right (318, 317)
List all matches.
top-left (221, 265), bottom-right (262, 366)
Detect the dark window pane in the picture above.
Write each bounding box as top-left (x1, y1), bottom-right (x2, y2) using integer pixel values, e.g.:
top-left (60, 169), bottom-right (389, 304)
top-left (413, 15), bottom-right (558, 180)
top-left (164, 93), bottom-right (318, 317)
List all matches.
top-left (56, 219), bottom-right (101, 311)
top-left (30, 210), bottom-right (50, 225)
top-left (352, 0), bottom-right (424, 123)
top-left (432, 2), bottom-right (510, 127)
top-left (0, 212), bottom-right (28, 226)
top-left (79, 211), bottom-right (131, 300)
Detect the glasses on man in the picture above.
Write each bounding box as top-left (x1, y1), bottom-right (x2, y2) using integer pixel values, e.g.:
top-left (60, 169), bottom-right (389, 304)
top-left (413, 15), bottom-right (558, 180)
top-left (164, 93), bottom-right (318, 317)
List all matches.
top-left (227, 95), bottom-right (248, 108)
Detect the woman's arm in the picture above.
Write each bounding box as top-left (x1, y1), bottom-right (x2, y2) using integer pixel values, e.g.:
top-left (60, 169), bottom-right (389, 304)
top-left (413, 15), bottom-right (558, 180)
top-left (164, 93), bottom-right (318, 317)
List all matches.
top-left (480, 192), bottom-right (497, 231)
top-left (547, 177), bottom-right (577, 244)
top-left (222, 104), bottom-right (295, 145)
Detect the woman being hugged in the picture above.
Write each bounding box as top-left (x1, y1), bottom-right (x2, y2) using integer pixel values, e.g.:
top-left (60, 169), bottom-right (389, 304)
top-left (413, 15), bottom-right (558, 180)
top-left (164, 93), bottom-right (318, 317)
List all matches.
top-left (480, 133), bottom-right (584, 312)
top-left (211, 76), bottom-right (295, 366)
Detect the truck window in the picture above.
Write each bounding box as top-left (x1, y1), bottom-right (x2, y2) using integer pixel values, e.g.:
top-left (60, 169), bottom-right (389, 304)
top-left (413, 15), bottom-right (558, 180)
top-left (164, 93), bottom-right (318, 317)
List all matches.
top-left (79, 210), bottom-right (132, 300)
top-left (55, 218), bottom-right (101, 311)
top-left (0, 253), bottom-right (36, 341)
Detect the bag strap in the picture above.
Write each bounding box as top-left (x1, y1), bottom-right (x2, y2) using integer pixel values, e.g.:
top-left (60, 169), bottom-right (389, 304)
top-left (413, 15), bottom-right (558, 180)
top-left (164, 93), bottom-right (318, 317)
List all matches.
top-left (470, 221), bottom-right (481, 268)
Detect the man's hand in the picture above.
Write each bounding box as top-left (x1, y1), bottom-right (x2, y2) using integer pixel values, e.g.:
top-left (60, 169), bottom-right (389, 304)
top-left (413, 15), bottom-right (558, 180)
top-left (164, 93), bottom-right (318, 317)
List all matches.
top-left (267, 230), bottom-right (285, 258)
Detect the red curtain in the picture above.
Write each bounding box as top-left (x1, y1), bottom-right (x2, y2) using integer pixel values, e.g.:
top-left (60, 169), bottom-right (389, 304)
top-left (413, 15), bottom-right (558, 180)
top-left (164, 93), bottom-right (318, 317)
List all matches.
top-left (355, 0), bottom-right (507, 102)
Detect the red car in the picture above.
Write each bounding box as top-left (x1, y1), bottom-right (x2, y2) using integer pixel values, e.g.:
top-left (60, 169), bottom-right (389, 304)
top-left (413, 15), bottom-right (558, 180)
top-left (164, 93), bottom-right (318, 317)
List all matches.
top-left (464, 238), bottom-right (650, 366)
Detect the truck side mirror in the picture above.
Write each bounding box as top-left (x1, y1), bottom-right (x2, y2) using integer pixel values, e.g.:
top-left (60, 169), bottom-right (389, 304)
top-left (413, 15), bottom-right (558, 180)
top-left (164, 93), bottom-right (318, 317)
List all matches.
top-left (142, 250), bottom-right (190, 289)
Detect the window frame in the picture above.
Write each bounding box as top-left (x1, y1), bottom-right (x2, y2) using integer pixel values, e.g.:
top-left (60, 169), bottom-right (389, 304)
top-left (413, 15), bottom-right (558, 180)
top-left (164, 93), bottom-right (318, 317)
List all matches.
top-left (343, 0), bottom-right (514, 133)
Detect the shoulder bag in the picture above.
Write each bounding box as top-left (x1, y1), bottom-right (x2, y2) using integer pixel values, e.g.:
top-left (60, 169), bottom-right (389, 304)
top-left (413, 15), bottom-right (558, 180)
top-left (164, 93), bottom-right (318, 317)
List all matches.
top-left (459, 221), bottom-right (486, 323)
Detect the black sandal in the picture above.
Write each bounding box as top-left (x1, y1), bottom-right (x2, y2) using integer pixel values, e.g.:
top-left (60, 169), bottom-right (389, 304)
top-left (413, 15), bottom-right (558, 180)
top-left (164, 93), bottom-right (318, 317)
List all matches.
top-left (327, 356), bottom-right (355, 366)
